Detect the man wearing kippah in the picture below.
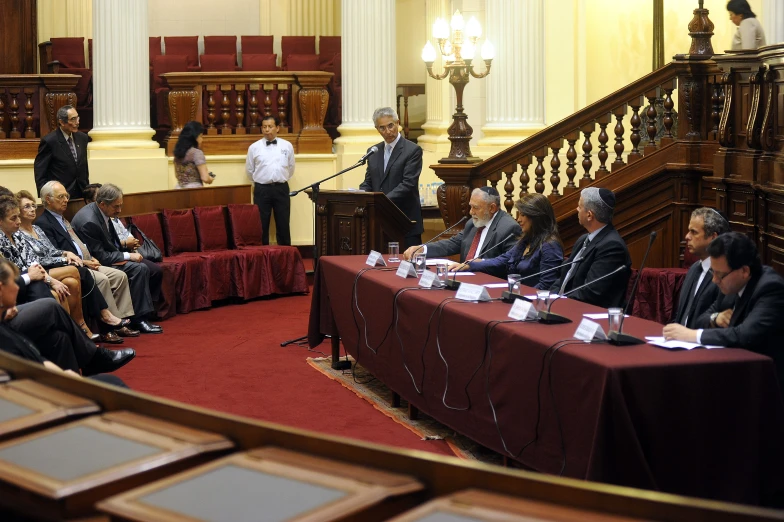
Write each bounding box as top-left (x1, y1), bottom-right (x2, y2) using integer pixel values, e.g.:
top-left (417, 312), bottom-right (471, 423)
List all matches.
top-left (550, 187), bottom-right (631, 308)
top-left (403, 186), bottom-right (520, 263)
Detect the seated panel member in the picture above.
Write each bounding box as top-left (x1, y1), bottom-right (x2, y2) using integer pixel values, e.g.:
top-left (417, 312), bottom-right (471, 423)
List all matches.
top-left (549, 187), bottom-right (631, 308)
top-left (663, 234), bottom-right (784, 379)
top-left (467, 194), bottom-right (563, 290)
top-left (403, 186), bottom-right (520, 263)
top-left (70, 184), bottom-right (163, 334)
top-left (669, 207), bottom-right (728, 328)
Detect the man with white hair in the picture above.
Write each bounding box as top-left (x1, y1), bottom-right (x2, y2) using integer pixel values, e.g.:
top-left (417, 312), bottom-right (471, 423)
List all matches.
top-left (550, 187), bottom-right (631, 308)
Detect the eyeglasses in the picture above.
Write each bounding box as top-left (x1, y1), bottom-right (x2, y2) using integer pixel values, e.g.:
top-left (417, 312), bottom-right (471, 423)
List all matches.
top-left (713, 267), bottom-right (737, 282)
top-left (67, 116), bottom-right (80, 122)
top-left (376, 122), bottom-right (397, 132)
top-left (21, 204), bottom-right (36, 210)
top-left (52, 194), bottom-right (70, 201)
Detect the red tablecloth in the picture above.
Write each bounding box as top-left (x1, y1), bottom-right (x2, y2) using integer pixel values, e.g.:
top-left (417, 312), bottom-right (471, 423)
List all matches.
top-left (308, 256), bottom-right (784, 505)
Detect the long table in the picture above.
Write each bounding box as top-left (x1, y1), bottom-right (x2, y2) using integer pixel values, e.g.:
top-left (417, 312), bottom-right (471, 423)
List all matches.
top-left (308, 255), bottom-right (784, 506)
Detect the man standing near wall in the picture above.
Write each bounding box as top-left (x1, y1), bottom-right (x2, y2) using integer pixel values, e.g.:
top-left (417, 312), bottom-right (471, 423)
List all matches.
top-left (34, 105), bottom-right (90, 199)
top-left (245, 116), bottom-right (295, 246)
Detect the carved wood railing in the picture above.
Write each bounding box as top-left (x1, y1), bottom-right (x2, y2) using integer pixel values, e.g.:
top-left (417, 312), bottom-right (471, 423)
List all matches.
top-left (161, 71), bottom-right (333, 155)
top-left (0, 74), bottom-right (80, 159)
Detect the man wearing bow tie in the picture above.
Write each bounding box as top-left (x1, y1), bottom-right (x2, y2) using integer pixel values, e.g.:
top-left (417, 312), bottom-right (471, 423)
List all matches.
top-left (245, 115), bottom-right (295, 246)
top-left (33, 105), bottom-right (90, 199)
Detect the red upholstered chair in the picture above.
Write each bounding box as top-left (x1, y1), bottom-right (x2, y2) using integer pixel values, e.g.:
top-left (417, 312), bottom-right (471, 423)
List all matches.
top-left (163, 36), bottom-right (200, 69)
top-left (151, 54), bottom-right (189, 128)
top-left (192, 206), bottom-right (236, 300)
top-left (241, 35), bottom-right (274, 55)
top-left (193, 206), bottom-right (229, 251)
top-left (227, 204), bottom-right (263, 248)
top-left (199, 54), bottom-right (238, 71)
top-left (281, 36), bottom-right (315, 70)
top-left (49, 37), bottom-right (86, 68)
top-left (128, 213), bottom-right (167, 254)
top-left (318, 36), bottom-right (340, 68)
top-left (162, 209), bottom-right (198, 256)
top-left (204, 36), bottom-right (238, 65)
top-left (149, 36), bottom-right (162, 61)
top-left (284, 53), bottom-right (320, 71)
top-left (241, 53), bottom-right (277, 71)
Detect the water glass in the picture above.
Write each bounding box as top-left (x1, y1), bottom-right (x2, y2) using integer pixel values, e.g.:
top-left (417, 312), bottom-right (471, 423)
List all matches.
top-left (607, 307), bottom-right (624, 332)
top-left (507, 274), bottom-right (523, 293)
top-left (435, 262), bottom-right (448, 287)
top-left (536, 289), bottom-right (551, 311)
top-left (387, 241), bottom-right (400, 262)
top-left (413, 253), bottom-right (427, 275)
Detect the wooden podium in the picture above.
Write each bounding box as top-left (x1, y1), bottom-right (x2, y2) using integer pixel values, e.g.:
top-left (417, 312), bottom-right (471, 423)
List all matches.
top-left (308, 189), bottom-right (414, 257)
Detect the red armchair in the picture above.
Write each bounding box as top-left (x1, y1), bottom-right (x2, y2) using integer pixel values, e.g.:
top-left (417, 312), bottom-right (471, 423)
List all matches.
top-left (241, 35), bottom-right (274, 55)
top-left (163, 36), bottom-right (200, 69)
top-left (204, 36), bottom-right (238, 65)
top-left (280, 36), bottom-right (315, 70)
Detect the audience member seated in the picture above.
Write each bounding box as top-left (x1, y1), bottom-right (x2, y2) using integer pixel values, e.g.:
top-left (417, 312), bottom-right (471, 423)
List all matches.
top-left (0, 195), bottom-right (95, 339)
top-left (668, 207), bottom-right (729, 328)
top-left (71, 184), bottom-right (163, 334)
top-left (550, 187), bottom-right (632, 308)
top-left (464, 193), bottom-right (564, 290)
top-left (0, 258), bottom-right (134, 380)
top-left (174, 121), bottom-right (215, 188)
top-left (15, 190), bottom-right (135, 344)
top-left (663, 232), bottom-right (784, 391)
top-left (82, 183), bottom-right (101, 204)
top-left (404, 186), bottom-right (520, 263)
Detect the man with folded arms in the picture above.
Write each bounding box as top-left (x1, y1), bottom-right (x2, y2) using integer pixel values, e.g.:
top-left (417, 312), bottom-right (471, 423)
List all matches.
top-left (663, 233), bottom-right (784, 381)
top-left (549, 187), bottom-right (631, 308)
top-left (667, 207), bottom-right (729, 329)
top-left (403, 186), bottom-right (520, 265)
top-left (71, 184), bottom-right (163, 334)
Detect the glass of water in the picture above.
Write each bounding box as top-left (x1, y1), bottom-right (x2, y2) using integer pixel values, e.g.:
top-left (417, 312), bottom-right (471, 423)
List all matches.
top-left (387, 241), bottom-right (400, 262)
top-left (608, 307), bottom-right (624, 332)
top-left (435, 262), bottom-right (448, 287)
top-left (536, 289), bottom-right (551, 311)
top-left (507, 274), bottom-right (523, 293)
top-left (413, 253), bottom-right (427, 275)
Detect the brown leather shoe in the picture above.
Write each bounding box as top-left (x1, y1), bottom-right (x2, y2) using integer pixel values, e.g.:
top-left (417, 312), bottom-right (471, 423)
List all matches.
top-left (99, 331), bottom-right (124, 344)
top-left (115, 326), bottom-right (140, 338)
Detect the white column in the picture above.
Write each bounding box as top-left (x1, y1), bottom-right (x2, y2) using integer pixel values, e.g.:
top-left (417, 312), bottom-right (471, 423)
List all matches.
top-left (763, 0), bottom-right (784, 45)
top-left (479, 0), bottom-right (545, 147)
top-left (418, 0), bottom-right (455, 153)
top-left (89, 0), bottom-right (166, 192)
top-left (334, 0), bottom-right (396, 184)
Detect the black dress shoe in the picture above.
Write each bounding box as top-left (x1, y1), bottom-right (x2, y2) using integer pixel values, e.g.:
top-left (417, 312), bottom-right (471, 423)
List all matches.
top-left (83, 348), bottom-right (136, 376)
top-left (132, 320), bottom-right (163, 334)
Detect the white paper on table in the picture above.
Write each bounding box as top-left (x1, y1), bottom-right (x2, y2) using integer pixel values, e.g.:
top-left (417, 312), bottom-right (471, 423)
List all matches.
top-left (447, 272), bottom-right (476, 277)
top-left (583, 313), bottom-right (629, 320)
top-left (425, 258), bottom-right (452, 266)
top-left (645, 336), bottom-right (724, 350)
top-left (525, 293), bottom-right (561, 300)
top-left (483, 283), bottom-right (509, 289)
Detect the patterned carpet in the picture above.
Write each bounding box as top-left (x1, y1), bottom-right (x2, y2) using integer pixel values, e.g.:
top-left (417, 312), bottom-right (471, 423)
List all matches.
top-left (307, 355), bottom-right (504, 466)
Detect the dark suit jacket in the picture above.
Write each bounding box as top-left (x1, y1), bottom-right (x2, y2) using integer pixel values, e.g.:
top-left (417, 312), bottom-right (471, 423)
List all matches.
top-left (34, 209), bottom-right (79, 256)
top-left (70, 202), bottom-right (127, 266)
top-left (33, 129), bottom-right (90, 198)
top-left (672, 259), bottom-right (718, 328)
top-left (549, 223), bottom-right (632, 308)
top-left (426, 211), bottom-right (521, 262)
top-left (359, 137), bottom-right (423, 237)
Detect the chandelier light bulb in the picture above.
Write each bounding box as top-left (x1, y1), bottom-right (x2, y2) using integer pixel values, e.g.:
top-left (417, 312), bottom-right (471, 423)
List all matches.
top-left (443, 40), bottom-right (453, 58)
top-left (450, 10), bottom-right (465, 31)
top-left (461, 41), bottom-right (475, 60)
top-left (481, 39), bottom-right (495, 60)
top-left (466, 17), bottom-right (482, 39)
top-left (433, 18), bottom-right (450, 39)
top-left (422, 41), bottom-right (437, 62)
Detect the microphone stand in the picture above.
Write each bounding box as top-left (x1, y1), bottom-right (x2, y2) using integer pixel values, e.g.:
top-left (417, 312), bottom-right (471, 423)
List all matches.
top-left (537, 266), bottom-right (626, 324)
top-left (608, 231), bottom-right (657, 346)
top-left (280, 157), bottom-right (370, 349)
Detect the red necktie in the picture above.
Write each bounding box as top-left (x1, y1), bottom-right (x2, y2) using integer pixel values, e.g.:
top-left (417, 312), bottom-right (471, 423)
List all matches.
top-left (466, 227), bottom-right (485, 260)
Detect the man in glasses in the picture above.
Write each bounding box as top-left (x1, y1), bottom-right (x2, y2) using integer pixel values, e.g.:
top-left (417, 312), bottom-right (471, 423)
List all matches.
top-left (360, 107), bottom-right (423, 248)
top-left (34, 105), bottom-right (90, 199)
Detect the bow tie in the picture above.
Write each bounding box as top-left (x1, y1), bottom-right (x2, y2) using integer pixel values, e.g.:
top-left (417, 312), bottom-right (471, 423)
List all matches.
top-left (266, 139), bottom-right (277, 146)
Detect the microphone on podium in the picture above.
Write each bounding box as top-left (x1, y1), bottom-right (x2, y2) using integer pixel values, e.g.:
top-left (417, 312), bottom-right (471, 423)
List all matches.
top-left (537, 265), bottom-right (627, 324)
top-left (608, 230), bottom-right (657, 345)
top-left (444, 232), bottom-right (516, 290)
top-left (501, 258), bottom-right (585, 302)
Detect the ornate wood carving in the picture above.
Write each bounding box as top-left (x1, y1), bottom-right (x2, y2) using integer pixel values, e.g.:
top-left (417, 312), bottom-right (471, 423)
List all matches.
top-left (0, 92), bottom-right (5, 139)
top-left (205, 85), bottom-right (217, 134)
top-left (8, 87), bottom-right (20, 138)
top-left (234, 87), bottom-right (245, 135)
top-left (518, 156), bottom-right (532, 196)
top-left (580, 123), bottom-right (595, 186)
top-left (596, 116), bottom-right (610, 177)
top-left (219, 84), bottom-right (231, 134)
top-left (533, 148), bottom-right (547, 194)
top-left (564, 131), bottom-right (579, 191)
top-left (611, 104), bottom-right (626, 170)
top-left (168, 89), bottom-right (199, 133)
top-left (718, 71), bottom-right (734, 147)
top-left (746, 67), bottom-right (765, 150)
top-left (502, 165), bottom-right (517, 212)
top-left (23, 87), bottom-right (35, 138)
top-left (687, 1), bottom-right (715, 58)
top-left (760, 68), bottom-right (775, 151)
top-left (683, 79), bottom-right (703, 141)
top-left (549, 140), bottom-right (562, 196)
top-left (628, 99), bottom-right (643, 161)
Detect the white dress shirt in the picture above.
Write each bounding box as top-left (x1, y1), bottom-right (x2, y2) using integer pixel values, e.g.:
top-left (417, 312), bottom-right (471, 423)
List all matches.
top-left (245, 137), bottom-right (295, 185)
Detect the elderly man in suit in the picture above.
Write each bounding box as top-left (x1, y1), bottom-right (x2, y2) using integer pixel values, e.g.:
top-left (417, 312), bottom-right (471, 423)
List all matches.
top-left (70, 184), bottom-right (163, 334)
top-left (668, 207), bottom-right (728, 329)
top-left (360, 107), bottom-right (423, 248)
top-left (34, 105), bottom-right (90, 199)
top-left (549, 187), bottom-right (632, 308)
top-left (403, 186), bottom-right (520, 263)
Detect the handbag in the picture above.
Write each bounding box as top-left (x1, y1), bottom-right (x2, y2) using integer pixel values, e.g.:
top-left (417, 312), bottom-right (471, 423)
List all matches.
top-left (127, 223), bottom-right (163, 262)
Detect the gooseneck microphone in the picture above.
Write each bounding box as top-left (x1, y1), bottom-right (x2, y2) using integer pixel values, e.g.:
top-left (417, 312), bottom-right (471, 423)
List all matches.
top-left (359, 146), bottom-right (378, 163)
top-left (501, 258), bottom-right (585, 303)
top-left (408, 215), bottom-right (469, 261)
top-left (444, 232), bottom-right (515, 290)
top-left (537, 265), bottom-right (627, 324)
top-left (608, 230), bottom-right (657, 345)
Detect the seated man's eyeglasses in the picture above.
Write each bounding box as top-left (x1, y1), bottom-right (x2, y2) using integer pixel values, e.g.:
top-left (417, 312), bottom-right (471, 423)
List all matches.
top-left (376, 122), bottom-right (397, 132)
top-left (713, 267), bottom-right (737, 282)
top-left (53, 194), bottom-right (70, 201)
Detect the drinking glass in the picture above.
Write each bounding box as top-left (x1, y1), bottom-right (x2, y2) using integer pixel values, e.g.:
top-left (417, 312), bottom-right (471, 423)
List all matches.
top-left (387, 241), bottom-right (399, 262)
top-left (507, 274), bottom-right (522, 293)
top-left (607, 307), bottom-right (624, 332)
top-left (413, 253), bottom-right (427, 275)
top-left (435, 262), bottom-right (448, 287)
top-left (536, 289), bottom-right (551, 311)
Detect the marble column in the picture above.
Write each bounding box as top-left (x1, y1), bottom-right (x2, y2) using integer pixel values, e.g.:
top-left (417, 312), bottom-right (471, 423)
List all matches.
top-left (763, 0), bottom-right (784, 45)
top-left (479, 0), bottom-right (545, 147)
top-left (89, 0), bottom-right (166, 191)
top-left (418, 0), bottom-right (455, 153)
top-left (334, 0), bottom-right (396, 183)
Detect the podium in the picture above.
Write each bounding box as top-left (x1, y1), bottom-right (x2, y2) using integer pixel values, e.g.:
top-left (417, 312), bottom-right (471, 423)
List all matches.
top-left (308, 189), bottom-right (414, 257)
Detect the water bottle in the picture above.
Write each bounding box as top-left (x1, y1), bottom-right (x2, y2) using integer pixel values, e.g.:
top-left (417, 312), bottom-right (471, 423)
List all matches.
top-left (419, 183), bottom-right (425, 205)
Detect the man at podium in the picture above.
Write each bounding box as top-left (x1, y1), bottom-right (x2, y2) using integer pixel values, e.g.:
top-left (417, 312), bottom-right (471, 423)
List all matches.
top-left (360, 107), bottom-right (423, 248)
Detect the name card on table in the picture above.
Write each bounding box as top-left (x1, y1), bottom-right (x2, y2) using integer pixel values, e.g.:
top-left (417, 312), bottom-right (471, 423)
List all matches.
top-left (396, 261), bottom-right (418, 278)
top-left (419, 270), bottom-right (437, 288)
top-left (508, 299), bottom-right (537, 321)
top-left (574, 318), bottom-right (607, 342)
top-left (455, 283), bottom-right (492, 302)
top-left (365, 250), bottom-right (387, 267)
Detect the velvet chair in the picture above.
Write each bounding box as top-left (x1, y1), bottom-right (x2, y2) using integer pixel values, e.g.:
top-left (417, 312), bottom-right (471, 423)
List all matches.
top-left (240, 35), bottom-right (274, 55)
top-left (204, 36), bottom-right (238, 66)
top-left (163, 36), bottom-right (200, 70)
top-left (280, 36), bottom-right (315, 70)
top-left (151, 55), bottom-right (189, 128)
top-left (318, 36), bottom-right (341, 68)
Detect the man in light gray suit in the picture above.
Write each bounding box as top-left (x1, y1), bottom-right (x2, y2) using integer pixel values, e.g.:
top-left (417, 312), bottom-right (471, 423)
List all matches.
top-left (403, 186), bottom-right (520, 263)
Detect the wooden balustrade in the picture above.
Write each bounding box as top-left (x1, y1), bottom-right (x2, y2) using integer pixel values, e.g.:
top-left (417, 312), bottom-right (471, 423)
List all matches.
top-left (0, 74), bottom-right (79, 159)
top-left (161, 71), bottom-right (333, 155)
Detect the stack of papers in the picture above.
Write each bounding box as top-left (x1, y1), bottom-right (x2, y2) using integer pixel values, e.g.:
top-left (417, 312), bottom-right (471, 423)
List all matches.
top-left (645, 336), bottom-right (724, 350)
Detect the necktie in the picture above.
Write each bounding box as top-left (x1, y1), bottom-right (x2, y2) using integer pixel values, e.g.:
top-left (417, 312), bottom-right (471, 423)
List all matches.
top-left (559, 237), bottom-right (590, 294)
top-left (67, 136), bottom-right (77, 162)
top-left (266, 139), bottom-right (277, 146)
top-left (383, 144), bottom-right (393, 171)
top-left (64, 218), bottom-right (91, 260)
top-left (466, 227), bottom-right (486, 261)
top-left (681, 265), bottom-right (706, 326)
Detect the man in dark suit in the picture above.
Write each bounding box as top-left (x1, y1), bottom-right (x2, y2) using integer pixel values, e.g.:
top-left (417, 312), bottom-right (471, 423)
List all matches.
top-left (360, 107), bottom-right (423, 248)
top-left (668, 207), bottom-right (728, 328)
top-left (403, 186), bottom-right (520, 263)
top-left (550, 187), bottom-right (631, 308)
top-left (663, 233), bottom-right (784, 392)
top-left (34, 105), bottom-right (90, 199)
top-left (71, 183), bottom-right (163, 334)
